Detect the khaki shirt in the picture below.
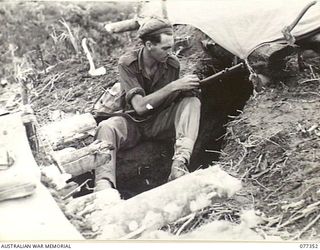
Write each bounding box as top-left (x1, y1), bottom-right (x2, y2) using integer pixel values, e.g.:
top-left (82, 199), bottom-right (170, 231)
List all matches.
top-left (118, 47), bottom-right (180, 114)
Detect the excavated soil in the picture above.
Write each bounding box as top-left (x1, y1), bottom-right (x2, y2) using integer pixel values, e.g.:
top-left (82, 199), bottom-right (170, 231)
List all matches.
top-left (1, 1), bottom-right (320, 241)
top-left (218, 56), bottom-right (320, 240)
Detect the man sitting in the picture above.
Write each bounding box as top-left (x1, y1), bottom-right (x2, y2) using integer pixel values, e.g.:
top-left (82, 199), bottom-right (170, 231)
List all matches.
top-left (94, 17), bottom-right (201, 191)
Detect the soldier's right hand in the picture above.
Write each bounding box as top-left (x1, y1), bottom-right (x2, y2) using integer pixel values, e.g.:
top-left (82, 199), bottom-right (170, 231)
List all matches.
top-left (171, 74), bottom-right (200, 92)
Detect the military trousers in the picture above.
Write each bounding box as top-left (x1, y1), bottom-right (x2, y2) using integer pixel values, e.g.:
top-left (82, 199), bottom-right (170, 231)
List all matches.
top-left (94, 96), bottom-right (201, 187)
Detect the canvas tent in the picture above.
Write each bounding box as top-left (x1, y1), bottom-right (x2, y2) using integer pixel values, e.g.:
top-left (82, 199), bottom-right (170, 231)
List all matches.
top-left (141, 0), bottom-right (320, 59)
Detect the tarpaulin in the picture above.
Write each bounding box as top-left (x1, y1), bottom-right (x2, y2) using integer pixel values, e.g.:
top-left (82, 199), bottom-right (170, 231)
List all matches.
top-left (141, 0), bottom-right (320, 59)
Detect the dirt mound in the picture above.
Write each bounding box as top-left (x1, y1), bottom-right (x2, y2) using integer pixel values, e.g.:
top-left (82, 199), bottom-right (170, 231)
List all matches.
top-left (217, 54), bottom-right (320, 240)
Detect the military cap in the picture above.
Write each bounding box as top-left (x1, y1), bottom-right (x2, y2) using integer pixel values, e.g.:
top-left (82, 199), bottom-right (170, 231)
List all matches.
top-left (138, 17), bottom-right (173, 38)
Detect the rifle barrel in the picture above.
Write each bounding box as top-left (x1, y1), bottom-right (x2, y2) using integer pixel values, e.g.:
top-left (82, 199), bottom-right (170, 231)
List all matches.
top-left (199, 62), bottom-right (244, 86)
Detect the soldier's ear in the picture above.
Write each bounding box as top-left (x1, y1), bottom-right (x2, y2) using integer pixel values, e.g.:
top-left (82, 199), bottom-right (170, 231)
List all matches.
top-left (145, 41), bottom-right (153, 51)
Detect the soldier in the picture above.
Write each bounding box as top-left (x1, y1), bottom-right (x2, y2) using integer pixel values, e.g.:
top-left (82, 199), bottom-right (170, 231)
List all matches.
top-left (94, 17), bottom-right (201, 191)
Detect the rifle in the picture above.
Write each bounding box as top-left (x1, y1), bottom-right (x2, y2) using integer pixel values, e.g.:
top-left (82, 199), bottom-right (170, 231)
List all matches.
top-left (199, 62), bottom-right (245, 87)
top-left (93, 62), bottom-right (245, 123)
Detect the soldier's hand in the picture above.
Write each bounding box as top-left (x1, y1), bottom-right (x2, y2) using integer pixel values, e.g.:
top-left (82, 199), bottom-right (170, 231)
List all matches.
top-left (171, 74), bottom-right (200, 91)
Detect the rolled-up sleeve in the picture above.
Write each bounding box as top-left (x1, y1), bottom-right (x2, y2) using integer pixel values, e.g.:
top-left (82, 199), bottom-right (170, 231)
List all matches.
top-left (118, 64), bottom-right (145, 105)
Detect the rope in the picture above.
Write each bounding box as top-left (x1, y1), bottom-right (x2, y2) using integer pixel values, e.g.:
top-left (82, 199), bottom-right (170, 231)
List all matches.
top-left (244, 59), bottom-right (258, 84)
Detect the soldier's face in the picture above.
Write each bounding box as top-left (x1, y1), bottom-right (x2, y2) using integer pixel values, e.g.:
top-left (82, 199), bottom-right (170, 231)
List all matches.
top-left (150, 34), bottom-right (174, 62)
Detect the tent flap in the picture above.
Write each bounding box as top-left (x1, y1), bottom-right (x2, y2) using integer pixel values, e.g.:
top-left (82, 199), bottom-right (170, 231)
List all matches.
top-left (141, 0), bottom-right (320, 59)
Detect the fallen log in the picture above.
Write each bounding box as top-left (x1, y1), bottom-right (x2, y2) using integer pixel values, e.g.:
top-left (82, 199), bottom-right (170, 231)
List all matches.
top-left (52, 140), bottom-right (112, 177)
top-left (248, 42), bottom-right (298, 80)
top-left (73, 165), bottom-right (241, 239)
top-left (105, 19), bottom-right (140, 34)
top-left (40, 113), bottom-right (97, 150)
top-left (246, 42), bottom-right (302, 91)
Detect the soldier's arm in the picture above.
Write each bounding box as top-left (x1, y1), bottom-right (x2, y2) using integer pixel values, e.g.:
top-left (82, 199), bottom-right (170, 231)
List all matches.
top-left (131, 75), bottom-right (199, 115)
